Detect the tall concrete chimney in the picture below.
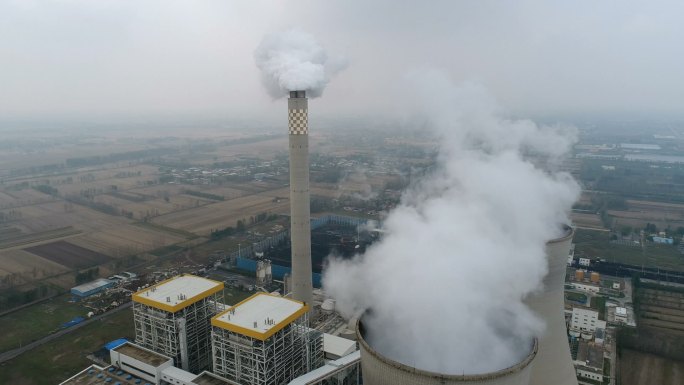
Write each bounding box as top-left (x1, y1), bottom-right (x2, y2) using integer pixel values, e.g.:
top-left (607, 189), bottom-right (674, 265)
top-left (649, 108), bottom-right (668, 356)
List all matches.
top-left (288, 90), bottom-right (313, 309)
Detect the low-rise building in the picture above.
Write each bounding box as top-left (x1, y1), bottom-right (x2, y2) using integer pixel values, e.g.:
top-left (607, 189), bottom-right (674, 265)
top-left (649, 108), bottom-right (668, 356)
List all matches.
top-left (573, 341), bottom-right (605, 383)
top-left (60, 342), bottom-right (236, 385)
top-left (653, 236), bottom-right (674, 245)
top-left (71, 278), bottom-right (115, 298)
top-left (572, 307), bottom-right (599, 333)
top-left (615, 306), bottom-right (628, 323)
top-left (571, 282), bottom-right (600, 293)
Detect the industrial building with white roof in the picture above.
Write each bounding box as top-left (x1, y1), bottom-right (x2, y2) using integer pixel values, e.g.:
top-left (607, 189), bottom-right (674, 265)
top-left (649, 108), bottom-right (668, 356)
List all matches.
top-left (132, 274), bottom-right (224, 374)
top-left (211, 293), bottom-right (323, 385)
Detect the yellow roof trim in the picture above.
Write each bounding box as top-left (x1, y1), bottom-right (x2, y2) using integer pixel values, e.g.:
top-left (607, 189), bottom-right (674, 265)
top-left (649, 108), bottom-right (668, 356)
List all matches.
top-left (132, 274), bottom-right (224, 313)
top-left (211, 292), bottom-right (309, 341)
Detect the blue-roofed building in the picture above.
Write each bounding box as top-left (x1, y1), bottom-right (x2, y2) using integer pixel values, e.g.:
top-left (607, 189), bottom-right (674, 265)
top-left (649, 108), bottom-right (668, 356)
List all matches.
top-left (105, 338), bottom-right (129, 351)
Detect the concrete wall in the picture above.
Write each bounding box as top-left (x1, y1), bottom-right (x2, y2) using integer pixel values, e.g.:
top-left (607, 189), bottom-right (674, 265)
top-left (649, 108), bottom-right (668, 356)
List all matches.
top-left (356, 321), bottom-right (536, 385)
top-left (525, 227), bottom-right (578, 385)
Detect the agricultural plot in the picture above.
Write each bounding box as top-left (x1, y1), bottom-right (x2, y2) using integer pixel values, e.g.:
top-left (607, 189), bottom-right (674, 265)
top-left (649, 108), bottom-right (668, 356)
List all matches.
top-left (152, 192), bottom-right (290, 236)
top-left (202, 186), bottom-right (250, 200)
top-left (571, 212), bottom-right (606, 230)
top-left (0, 189), bottom-right (57, 210)
top-left (0, 306), bottom-right (135, 385)
top-left (6, 201), bottom-right (128, 234)
top-left (607, 199), bottom-right (684, 230)
top-left (25, 241), bottom-right (111, 269)
top-left (310, 185), bottom-right (343, 199)
top-left (620, 349), bottom-right (684, 385)
top-left (208, 137), bottom-right (288, 163)
top-left (0, 227), bottom-right (81, 250)
top-left (68, 224), bottom-right (186, 256)
top-left (0, 249), bottom-right (69, 283)
top-left (573, 229), bottom-right (684, 271)
top-left (127, 184), bottom-right (186, 197)
top-left (0, 293), bottom-right (87, 353)
top-left (638, 288), bottom-right (684, 335)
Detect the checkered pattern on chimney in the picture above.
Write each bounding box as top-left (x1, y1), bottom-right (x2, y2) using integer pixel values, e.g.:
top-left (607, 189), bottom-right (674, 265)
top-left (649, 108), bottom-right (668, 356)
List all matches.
top-left (288, 109), bottom-right (308, 135)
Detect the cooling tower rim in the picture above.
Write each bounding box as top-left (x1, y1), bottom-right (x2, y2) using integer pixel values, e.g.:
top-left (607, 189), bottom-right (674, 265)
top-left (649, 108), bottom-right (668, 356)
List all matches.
top-left (546, 224), bottom-right (574, 244)
top-left (356, 318), bottom-right (538, 380)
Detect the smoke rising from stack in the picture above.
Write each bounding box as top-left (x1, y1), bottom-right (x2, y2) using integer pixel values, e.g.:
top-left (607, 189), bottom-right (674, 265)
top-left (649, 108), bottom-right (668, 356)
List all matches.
top-left (323, 71), bottom-right (579, 375)
top-left (254, 29), bottom-right (346, 99)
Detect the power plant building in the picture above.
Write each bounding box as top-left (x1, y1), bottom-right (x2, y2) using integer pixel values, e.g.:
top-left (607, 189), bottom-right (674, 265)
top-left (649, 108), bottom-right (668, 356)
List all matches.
top-left (60, 341), bottom-right (236, 385)
top-left (211, 292), bottom-right (323, 385)
top-left (132, 274), bottom-right (224, 374)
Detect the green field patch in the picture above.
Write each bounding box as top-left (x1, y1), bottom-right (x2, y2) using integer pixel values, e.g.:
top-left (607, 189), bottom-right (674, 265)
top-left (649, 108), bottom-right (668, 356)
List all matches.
top-left (574, 228), bottom-right (684, 272)
top-left (0, 294), bottom-right (88, 353)
top-left (0, 307), bottom-right (134, 385)
top-left (565, 291), bottom-right (588, 303)
top-left (591, 296), bottom-right (607, 319)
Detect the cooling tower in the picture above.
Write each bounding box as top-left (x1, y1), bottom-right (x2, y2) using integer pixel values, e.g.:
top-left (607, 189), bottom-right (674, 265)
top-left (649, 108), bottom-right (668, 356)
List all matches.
top-left (356, 320), bottom-right (537, 385)
top-left (288, 90), bottom-right (314, 309)
top-left (525, 226), bottom-right (577, 385)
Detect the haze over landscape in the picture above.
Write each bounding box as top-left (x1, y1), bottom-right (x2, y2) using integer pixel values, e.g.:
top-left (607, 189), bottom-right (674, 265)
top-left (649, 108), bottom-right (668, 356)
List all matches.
top-left (1, 2), bottom-right (684, 385)
top-left (1, 1), bottom-right (683, 122)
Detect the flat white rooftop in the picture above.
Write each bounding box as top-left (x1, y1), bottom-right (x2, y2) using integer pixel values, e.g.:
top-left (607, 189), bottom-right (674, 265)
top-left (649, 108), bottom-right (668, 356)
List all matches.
top-left (132, 275), bottom-right (223, 312)
top-left (72, 278), bottom-right (113, 294)
top-left (212, 293), bottom-right (308, 341)
top-left (323, 333), bottom-right (357, 359)
top-left (162, 366), bottom-right (197, 383)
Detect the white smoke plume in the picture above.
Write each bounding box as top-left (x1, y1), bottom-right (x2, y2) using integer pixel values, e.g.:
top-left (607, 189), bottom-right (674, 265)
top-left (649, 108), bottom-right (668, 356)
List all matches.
top-left (254, 29), bottom-right (346, 98)
top-left (323, 71), bottom-right (579, 375)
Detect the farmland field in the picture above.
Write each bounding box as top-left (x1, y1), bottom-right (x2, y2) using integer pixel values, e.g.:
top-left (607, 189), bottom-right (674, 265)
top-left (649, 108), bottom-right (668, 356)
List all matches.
top-left (620, 349), bottom-right (684, 385)
top-left (5, 201), bottom-right (129, 234)
top-left (573, 228), bottom-right (684, 271)
top-left (0, 227), bottom-right (82, 250)
top-left (571, 212), bottom-right (606, 230)
top-left (0, 294), bottom-right (87, 353)
top-left (0, 306), bottom-right (135, 385)
top-left (606, 199), bottom-right (684, 230)
top-left (152, 191), bottom-right (290, 235)
top-left (0, 249), bottom-right (69, 283)
top-left (68, 224), bottom-right (186, 256)
top-left (25, 241), bottom-right (111, 269)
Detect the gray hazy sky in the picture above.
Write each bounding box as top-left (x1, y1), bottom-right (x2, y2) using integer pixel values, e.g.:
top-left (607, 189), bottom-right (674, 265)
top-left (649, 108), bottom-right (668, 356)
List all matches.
top-left (1, 0), bottom-right (682, 122)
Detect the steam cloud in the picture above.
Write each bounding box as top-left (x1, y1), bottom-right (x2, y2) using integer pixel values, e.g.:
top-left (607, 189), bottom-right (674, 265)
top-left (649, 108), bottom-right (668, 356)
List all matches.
top-left (254, 29), bottom-right (346, 98)
top-left (323, 72), bottom-right (579, 375)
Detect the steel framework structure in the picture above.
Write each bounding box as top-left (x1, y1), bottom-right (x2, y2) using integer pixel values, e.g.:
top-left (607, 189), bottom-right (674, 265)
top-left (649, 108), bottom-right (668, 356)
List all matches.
top-left (212, 313), bottom-right (323, 385)
top-left (133, 292), bottom-right (223, 374)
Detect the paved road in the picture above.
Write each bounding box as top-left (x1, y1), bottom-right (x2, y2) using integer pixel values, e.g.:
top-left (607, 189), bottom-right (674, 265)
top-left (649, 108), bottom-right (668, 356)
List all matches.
top-left (0, 301), bottom-right (132, 364)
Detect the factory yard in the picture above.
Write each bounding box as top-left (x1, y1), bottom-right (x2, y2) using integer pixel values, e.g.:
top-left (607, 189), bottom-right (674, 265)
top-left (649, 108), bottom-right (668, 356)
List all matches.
top-left (620, 349), bottom-right (684, 385)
